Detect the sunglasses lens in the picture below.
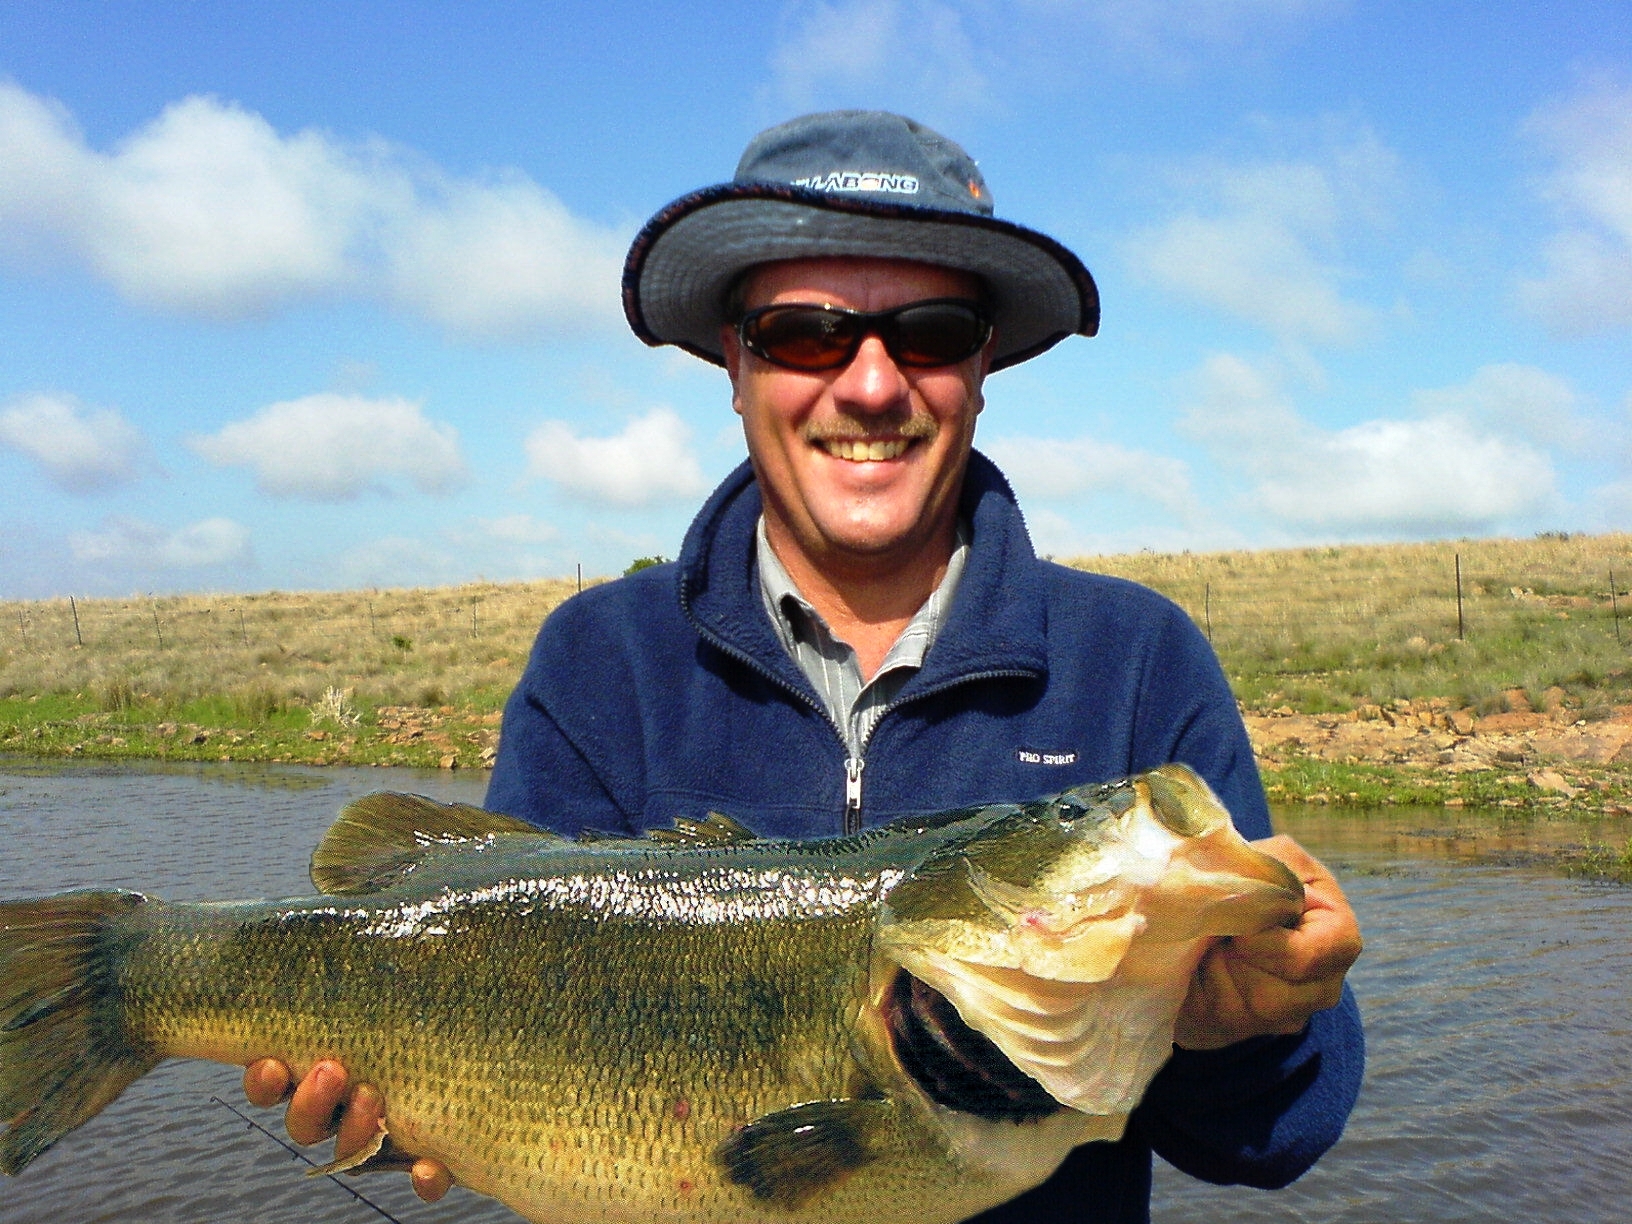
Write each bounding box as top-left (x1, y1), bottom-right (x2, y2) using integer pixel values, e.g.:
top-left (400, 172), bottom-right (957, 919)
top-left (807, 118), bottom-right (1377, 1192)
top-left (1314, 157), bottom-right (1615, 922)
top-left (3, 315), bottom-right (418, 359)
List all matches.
top-left (744, 308), bottom-right (859, 370)
top-left (888, 302), bottom-right (989, 367)
top-left (740, 300), bottom-right (990, 370)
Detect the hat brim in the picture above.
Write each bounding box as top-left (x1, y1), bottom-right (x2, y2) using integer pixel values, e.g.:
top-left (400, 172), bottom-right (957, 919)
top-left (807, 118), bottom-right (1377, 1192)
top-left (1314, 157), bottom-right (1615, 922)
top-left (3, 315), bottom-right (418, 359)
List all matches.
top-left (623, 183), bottom-right (1099, 372)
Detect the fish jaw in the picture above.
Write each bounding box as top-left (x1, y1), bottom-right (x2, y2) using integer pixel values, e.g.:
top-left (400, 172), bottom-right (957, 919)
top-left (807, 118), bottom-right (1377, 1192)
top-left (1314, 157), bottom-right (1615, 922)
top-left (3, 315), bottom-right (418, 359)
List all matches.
top-left (874, 765), bottom-right (1304, 1121)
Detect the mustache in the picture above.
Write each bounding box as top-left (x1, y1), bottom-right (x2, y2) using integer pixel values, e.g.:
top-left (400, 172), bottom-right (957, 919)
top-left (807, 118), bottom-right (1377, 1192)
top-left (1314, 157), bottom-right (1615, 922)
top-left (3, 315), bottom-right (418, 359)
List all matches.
top-left (800, 414), bottom-right (939, 444)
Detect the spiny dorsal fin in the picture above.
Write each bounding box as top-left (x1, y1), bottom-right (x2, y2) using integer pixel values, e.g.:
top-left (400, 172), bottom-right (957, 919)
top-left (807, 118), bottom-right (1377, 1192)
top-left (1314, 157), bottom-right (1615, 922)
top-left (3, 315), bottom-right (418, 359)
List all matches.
top-left (713, 1098), bottom-right (892, 1209)
top-left (311, 792), bottom-right (560, 895)
top-left (646, 811), bottom-right (759, 847)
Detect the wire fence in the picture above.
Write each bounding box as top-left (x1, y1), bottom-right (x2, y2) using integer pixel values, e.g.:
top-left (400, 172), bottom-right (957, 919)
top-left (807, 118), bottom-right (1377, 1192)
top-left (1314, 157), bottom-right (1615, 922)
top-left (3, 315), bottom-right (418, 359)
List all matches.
top-left (3, 534), bottom-right (1630, 710)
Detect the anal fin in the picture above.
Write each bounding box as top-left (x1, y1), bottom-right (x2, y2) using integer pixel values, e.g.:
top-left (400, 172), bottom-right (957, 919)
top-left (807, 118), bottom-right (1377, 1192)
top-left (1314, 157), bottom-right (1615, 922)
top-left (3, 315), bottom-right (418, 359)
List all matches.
top-left (308, 1123), bottom-right (417, 1177)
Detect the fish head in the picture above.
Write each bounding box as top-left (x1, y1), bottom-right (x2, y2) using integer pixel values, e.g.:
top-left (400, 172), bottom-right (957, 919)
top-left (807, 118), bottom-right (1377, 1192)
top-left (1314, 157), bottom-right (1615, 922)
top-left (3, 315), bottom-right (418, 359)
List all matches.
top-left (871, 764), bottom-right (1304, 1125)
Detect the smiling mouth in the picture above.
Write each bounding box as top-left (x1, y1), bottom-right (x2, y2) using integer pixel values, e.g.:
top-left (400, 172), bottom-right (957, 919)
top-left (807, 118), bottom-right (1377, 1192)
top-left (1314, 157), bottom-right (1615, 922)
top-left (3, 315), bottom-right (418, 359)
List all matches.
top-left (819, 437), bottom-right (913, 461)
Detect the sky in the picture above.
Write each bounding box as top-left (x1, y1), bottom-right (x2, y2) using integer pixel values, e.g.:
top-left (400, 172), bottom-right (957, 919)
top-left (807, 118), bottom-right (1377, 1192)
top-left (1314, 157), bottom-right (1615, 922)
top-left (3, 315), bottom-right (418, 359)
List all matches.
top-left (1, 0), bottom-right (1629, 598)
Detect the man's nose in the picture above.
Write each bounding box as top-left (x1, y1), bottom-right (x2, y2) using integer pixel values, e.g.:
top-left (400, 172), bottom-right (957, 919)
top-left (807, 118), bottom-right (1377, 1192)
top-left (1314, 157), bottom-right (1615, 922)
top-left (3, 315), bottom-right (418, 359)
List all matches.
top-left (830, 333), bottom-right (910, 412)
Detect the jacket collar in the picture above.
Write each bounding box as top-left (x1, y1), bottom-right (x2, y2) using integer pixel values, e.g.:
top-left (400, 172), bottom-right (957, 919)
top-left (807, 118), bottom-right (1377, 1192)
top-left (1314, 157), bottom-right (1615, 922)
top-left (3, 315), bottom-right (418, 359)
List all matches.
top-left (677, 450), bottom-right (1049, 692)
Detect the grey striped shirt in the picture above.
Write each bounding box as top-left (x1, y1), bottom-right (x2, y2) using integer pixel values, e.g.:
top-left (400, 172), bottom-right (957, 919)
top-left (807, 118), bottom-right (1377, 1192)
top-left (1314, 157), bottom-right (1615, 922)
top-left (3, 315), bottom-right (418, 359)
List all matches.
top-left (755, 517), bottom-right (970, 760)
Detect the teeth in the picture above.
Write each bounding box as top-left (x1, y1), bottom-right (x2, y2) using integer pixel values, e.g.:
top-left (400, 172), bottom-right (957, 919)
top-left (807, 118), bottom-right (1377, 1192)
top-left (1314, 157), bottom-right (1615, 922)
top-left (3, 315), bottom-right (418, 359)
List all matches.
top-left (823, 438), bottom-right (909, 461)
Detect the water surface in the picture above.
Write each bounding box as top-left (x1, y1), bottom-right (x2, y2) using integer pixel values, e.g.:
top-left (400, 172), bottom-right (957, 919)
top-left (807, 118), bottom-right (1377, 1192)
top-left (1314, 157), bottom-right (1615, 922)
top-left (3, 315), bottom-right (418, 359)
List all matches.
top-left (2, 758), bottom-right (1629, 1222)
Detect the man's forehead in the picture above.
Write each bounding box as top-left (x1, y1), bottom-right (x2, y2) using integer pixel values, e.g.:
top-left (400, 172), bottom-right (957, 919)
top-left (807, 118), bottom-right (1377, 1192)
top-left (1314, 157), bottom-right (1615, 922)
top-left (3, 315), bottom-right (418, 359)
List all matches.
top-left (740, 256), bottom-right (985, 304)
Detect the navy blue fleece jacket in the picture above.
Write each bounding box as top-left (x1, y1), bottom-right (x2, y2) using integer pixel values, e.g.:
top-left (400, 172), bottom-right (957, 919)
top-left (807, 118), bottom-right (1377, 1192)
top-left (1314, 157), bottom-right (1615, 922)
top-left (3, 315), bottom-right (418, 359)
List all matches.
top-left (487, 452), bottom-right (1364, 1222)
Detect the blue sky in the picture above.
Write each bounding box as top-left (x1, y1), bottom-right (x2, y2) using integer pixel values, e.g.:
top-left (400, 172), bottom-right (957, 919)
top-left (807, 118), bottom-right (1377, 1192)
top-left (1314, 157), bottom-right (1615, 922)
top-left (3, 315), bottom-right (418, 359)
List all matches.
top-left (2, 0), bottom-right (1629, 598)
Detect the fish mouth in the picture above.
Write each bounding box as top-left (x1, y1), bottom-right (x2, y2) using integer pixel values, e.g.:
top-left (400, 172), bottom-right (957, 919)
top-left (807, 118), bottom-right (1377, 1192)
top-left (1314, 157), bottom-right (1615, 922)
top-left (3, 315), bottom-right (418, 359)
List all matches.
top-left (882, 969), bottom-right (1064, 1122)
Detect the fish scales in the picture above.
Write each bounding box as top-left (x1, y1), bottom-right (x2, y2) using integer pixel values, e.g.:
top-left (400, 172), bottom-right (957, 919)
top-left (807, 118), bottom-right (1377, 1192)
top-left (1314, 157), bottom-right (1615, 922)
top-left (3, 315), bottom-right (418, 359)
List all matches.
top-left (0, 765), bottom-right (1305, 1224)
top-left (110, 855), bottom-right (883, 1218)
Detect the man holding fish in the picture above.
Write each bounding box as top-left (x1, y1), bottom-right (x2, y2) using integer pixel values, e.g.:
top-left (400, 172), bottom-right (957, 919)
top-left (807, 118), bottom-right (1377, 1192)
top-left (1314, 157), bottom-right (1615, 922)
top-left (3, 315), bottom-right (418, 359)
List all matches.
top-left (247, 110), bottom-right (1364, 1221)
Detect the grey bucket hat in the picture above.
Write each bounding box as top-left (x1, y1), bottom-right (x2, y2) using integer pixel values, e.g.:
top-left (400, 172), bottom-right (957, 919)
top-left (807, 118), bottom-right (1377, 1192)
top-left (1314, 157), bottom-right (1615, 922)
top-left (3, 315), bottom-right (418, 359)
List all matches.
top-left (622, 110), bottom-right (1099, 372)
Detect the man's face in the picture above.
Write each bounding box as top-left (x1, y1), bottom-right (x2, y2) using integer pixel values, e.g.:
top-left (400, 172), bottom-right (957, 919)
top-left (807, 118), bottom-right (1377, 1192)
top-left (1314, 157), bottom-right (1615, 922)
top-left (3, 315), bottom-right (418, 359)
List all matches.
top-left (720, 256), bottom-right (991, 580)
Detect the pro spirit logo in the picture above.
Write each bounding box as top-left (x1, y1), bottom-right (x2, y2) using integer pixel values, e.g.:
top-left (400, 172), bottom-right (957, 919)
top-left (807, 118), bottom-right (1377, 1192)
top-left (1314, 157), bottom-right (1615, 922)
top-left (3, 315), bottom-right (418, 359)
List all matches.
top-left (1015, 748), bottom-right (1078, 766)
top-left (792, 171), bottom-right (920, 194)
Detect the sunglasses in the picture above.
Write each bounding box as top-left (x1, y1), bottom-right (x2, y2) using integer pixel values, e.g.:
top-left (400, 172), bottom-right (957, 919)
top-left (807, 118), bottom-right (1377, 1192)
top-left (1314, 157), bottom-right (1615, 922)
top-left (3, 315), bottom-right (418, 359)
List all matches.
top-left (736, 298), bottom-right (993, 372)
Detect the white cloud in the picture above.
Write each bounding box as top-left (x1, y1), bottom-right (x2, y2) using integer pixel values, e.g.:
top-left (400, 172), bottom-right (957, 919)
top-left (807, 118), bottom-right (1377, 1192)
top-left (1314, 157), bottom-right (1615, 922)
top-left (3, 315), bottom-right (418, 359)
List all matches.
top-left (0, 80), bottom-right (626, 335)
top-left (767, 0), bottom-right (990, 116)
top-left (68, 516), bottom-right (251, 569)
top-left (982, 434), bottom-right (1203, 522)
top-left (525, 407), bottom-right (708, 507)
top-left (1519, 80), bottom-right (1632, 334)
top-left (1179, 353), bottom-right (1559, 535)
top-left (1409, 362), bottom-right (1587, 451)
top-left (190, 393), bottom-right (468, 500)
top-left (384, 172), bottom-right (627, 340)
top-left (0, 392), bottom-right (144, 492)
top-left (1127, 129), bottom-right (1399, 343)
top-left (467, 514), bottom-right (561, 546)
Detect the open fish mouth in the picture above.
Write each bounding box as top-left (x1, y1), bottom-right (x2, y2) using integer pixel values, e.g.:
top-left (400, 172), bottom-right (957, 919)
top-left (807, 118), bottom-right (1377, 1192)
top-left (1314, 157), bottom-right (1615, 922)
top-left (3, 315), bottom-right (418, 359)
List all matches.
top-left (873, 765), bottom-right (1303, 1124)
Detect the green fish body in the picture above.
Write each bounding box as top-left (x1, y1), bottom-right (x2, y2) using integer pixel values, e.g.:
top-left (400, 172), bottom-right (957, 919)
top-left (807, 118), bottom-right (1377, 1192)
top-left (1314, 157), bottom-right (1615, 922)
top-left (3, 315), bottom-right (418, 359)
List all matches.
top-left (0, 764), bottom-right (1302, 1223)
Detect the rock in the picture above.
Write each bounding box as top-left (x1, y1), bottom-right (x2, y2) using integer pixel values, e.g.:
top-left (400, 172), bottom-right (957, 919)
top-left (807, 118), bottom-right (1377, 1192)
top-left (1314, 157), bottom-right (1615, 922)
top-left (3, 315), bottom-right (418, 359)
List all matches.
top-left (1527, 768), bottom-right (1578, 797)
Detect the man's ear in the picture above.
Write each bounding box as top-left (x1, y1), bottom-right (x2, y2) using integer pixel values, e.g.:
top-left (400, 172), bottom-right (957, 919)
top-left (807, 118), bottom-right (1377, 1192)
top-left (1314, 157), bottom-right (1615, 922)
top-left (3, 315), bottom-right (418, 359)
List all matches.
top-left (721, 325), bottom-right (746, 416)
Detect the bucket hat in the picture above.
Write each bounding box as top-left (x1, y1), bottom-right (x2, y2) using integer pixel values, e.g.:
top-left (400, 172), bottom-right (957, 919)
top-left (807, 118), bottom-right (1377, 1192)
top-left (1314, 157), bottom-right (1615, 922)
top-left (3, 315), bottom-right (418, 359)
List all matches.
top-left (622, 110), bottom-right (1098, 372)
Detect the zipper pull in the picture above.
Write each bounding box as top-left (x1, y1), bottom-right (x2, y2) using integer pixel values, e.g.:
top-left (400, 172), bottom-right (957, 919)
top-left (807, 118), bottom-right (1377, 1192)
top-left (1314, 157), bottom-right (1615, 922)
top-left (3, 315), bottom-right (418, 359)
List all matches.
top-left (844, 757), bottom-right (865, 830)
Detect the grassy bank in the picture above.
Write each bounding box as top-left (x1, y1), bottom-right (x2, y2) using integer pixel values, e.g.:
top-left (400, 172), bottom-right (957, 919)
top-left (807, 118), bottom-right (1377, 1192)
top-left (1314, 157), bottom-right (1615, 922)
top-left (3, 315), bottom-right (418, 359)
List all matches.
top-left (0, 578), bottom-right (582, 770)
top-left (4, 533), bottom-right (1631, 818)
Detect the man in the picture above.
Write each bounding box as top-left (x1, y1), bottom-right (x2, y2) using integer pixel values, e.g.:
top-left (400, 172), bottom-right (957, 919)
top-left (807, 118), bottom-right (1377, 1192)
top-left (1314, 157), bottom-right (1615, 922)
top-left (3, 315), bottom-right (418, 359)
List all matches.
top-left (247, 111), bottom-right (1364, 1221)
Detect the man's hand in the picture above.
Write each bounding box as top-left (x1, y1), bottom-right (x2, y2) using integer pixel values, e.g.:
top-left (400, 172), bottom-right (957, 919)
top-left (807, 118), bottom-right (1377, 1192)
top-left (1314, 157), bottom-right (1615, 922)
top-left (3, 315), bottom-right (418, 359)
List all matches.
top-left (242, 1058), bottom-right (455, 1202)
top-left (1173, 835), bottom-right (1362, 1051)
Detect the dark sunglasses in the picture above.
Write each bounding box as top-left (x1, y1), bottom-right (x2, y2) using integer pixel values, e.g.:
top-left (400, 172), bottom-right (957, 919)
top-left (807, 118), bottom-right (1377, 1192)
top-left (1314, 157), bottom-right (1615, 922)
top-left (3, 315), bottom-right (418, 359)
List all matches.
top-left (736, 298), bottom-right (993, 372)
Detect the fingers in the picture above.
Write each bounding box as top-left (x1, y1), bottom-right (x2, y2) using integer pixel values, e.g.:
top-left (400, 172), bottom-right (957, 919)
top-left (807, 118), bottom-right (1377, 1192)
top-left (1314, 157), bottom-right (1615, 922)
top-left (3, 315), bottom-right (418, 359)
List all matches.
top-left (1240, 835), bottom-right (1364, 985)
top-left (242, 1058), bottom-right (293, 1109)
top-left (285, 1059), bottom-right (350, 1147)
top-left (247, 1059), bottom-right (456, 1201)
top-left (412, 1158), bottom-right (456, 1202)
top-left (1175, 836), bottom-right (1362, 1049)
top-left (336, 1082), bottom-right (386, 1161)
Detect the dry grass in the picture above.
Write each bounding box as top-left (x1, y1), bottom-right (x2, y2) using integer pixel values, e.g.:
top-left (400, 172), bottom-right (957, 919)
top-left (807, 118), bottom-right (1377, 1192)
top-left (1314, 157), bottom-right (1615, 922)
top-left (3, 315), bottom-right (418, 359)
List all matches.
top-left (1065, 532), bottom-right (1632, 715)
top-left (2, 532), bottom-right (1630, 772)
top-left (1, 579), bottom-right (583, 713)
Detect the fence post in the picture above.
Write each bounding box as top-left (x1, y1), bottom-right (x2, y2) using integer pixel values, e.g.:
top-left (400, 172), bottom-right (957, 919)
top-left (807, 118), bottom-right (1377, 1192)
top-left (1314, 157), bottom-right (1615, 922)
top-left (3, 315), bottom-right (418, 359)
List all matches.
top-left (70, 595), bottom-right (83, 646)
top-left (1204, 582), bottom-right (1213, 643)
top-left (1613, 569), bottom-right (1623, 646)
top-left (1455, 553), bottom-right (1465, 641)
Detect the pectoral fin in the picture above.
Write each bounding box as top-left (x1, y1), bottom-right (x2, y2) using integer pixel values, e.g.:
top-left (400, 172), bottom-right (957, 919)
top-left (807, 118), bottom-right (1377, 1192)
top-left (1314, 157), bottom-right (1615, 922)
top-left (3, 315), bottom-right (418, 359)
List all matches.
top-left (713, 1098), bottom-right (892, 1209)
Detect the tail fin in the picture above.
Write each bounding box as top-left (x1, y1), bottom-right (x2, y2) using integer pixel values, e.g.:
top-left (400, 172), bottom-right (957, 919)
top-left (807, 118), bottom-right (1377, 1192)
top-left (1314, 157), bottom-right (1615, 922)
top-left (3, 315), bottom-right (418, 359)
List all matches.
top-left (0, 890), bottom-right (158, 1175)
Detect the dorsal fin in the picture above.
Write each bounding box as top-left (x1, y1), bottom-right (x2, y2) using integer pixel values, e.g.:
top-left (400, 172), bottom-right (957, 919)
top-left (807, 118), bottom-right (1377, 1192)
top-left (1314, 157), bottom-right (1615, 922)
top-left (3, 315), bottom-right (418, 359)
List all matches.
top-left (311, 792), bottom-right (560, 895)
top-left (645, 811), bottom-right (759, 847)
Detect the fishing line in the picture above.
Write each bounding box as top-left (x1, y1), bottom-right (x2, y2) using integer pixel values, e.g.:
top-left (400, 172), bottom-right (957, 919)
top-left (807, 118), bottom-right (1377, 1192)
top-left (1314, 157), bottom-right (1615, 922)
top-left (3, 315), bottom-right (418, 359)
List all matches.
top-left (208, 1096), bottom-right (408, 1224)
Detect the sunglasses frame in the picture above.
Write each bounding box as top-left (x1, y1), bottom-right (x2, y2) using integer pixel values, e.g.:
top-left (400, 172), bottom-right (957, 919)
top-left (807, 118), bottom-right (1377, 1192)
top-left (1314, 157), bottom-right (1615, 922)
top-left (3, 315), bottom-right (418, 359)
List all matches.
top-left (735, 298), bottom-right (993, 372)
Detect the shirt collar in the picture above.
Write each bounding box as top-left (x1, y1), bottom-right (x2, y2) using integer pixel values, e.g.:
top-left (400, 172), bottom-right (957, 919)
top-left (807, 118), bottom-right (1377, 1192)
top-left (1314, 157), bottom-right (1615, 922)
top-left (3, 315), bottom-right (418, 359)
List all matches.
top-left (754, 517), bottom-right (971, 673)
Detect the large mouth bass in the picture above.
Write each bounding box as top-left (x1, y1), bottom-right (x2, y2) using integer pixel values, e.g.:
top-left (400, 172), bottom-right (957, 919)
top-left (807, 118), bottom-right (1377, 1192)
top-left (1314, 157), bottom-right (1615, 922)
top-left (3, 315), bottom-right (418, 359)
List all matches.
top-left (0, 763), bottom-right (1301, 1224)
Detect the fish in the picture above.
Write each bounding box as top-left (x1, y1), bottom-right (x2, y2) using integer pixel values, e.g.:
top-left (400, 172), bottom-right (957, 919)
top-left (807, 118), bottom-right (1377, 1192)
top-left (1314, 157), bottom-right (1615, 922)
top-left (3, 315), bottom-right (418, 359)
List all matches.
top-left (0, 763), bottom-right (1302, 1224)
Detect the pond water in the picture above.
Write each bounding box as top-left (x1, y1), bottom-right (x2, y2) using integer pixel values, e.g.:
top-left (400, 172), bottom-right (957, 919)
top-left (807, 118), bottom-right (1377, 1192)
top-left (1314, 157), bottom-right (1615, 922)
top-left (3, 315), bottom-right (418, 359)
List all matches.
top-left (1, 757), bottom-right (1629, 1223)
